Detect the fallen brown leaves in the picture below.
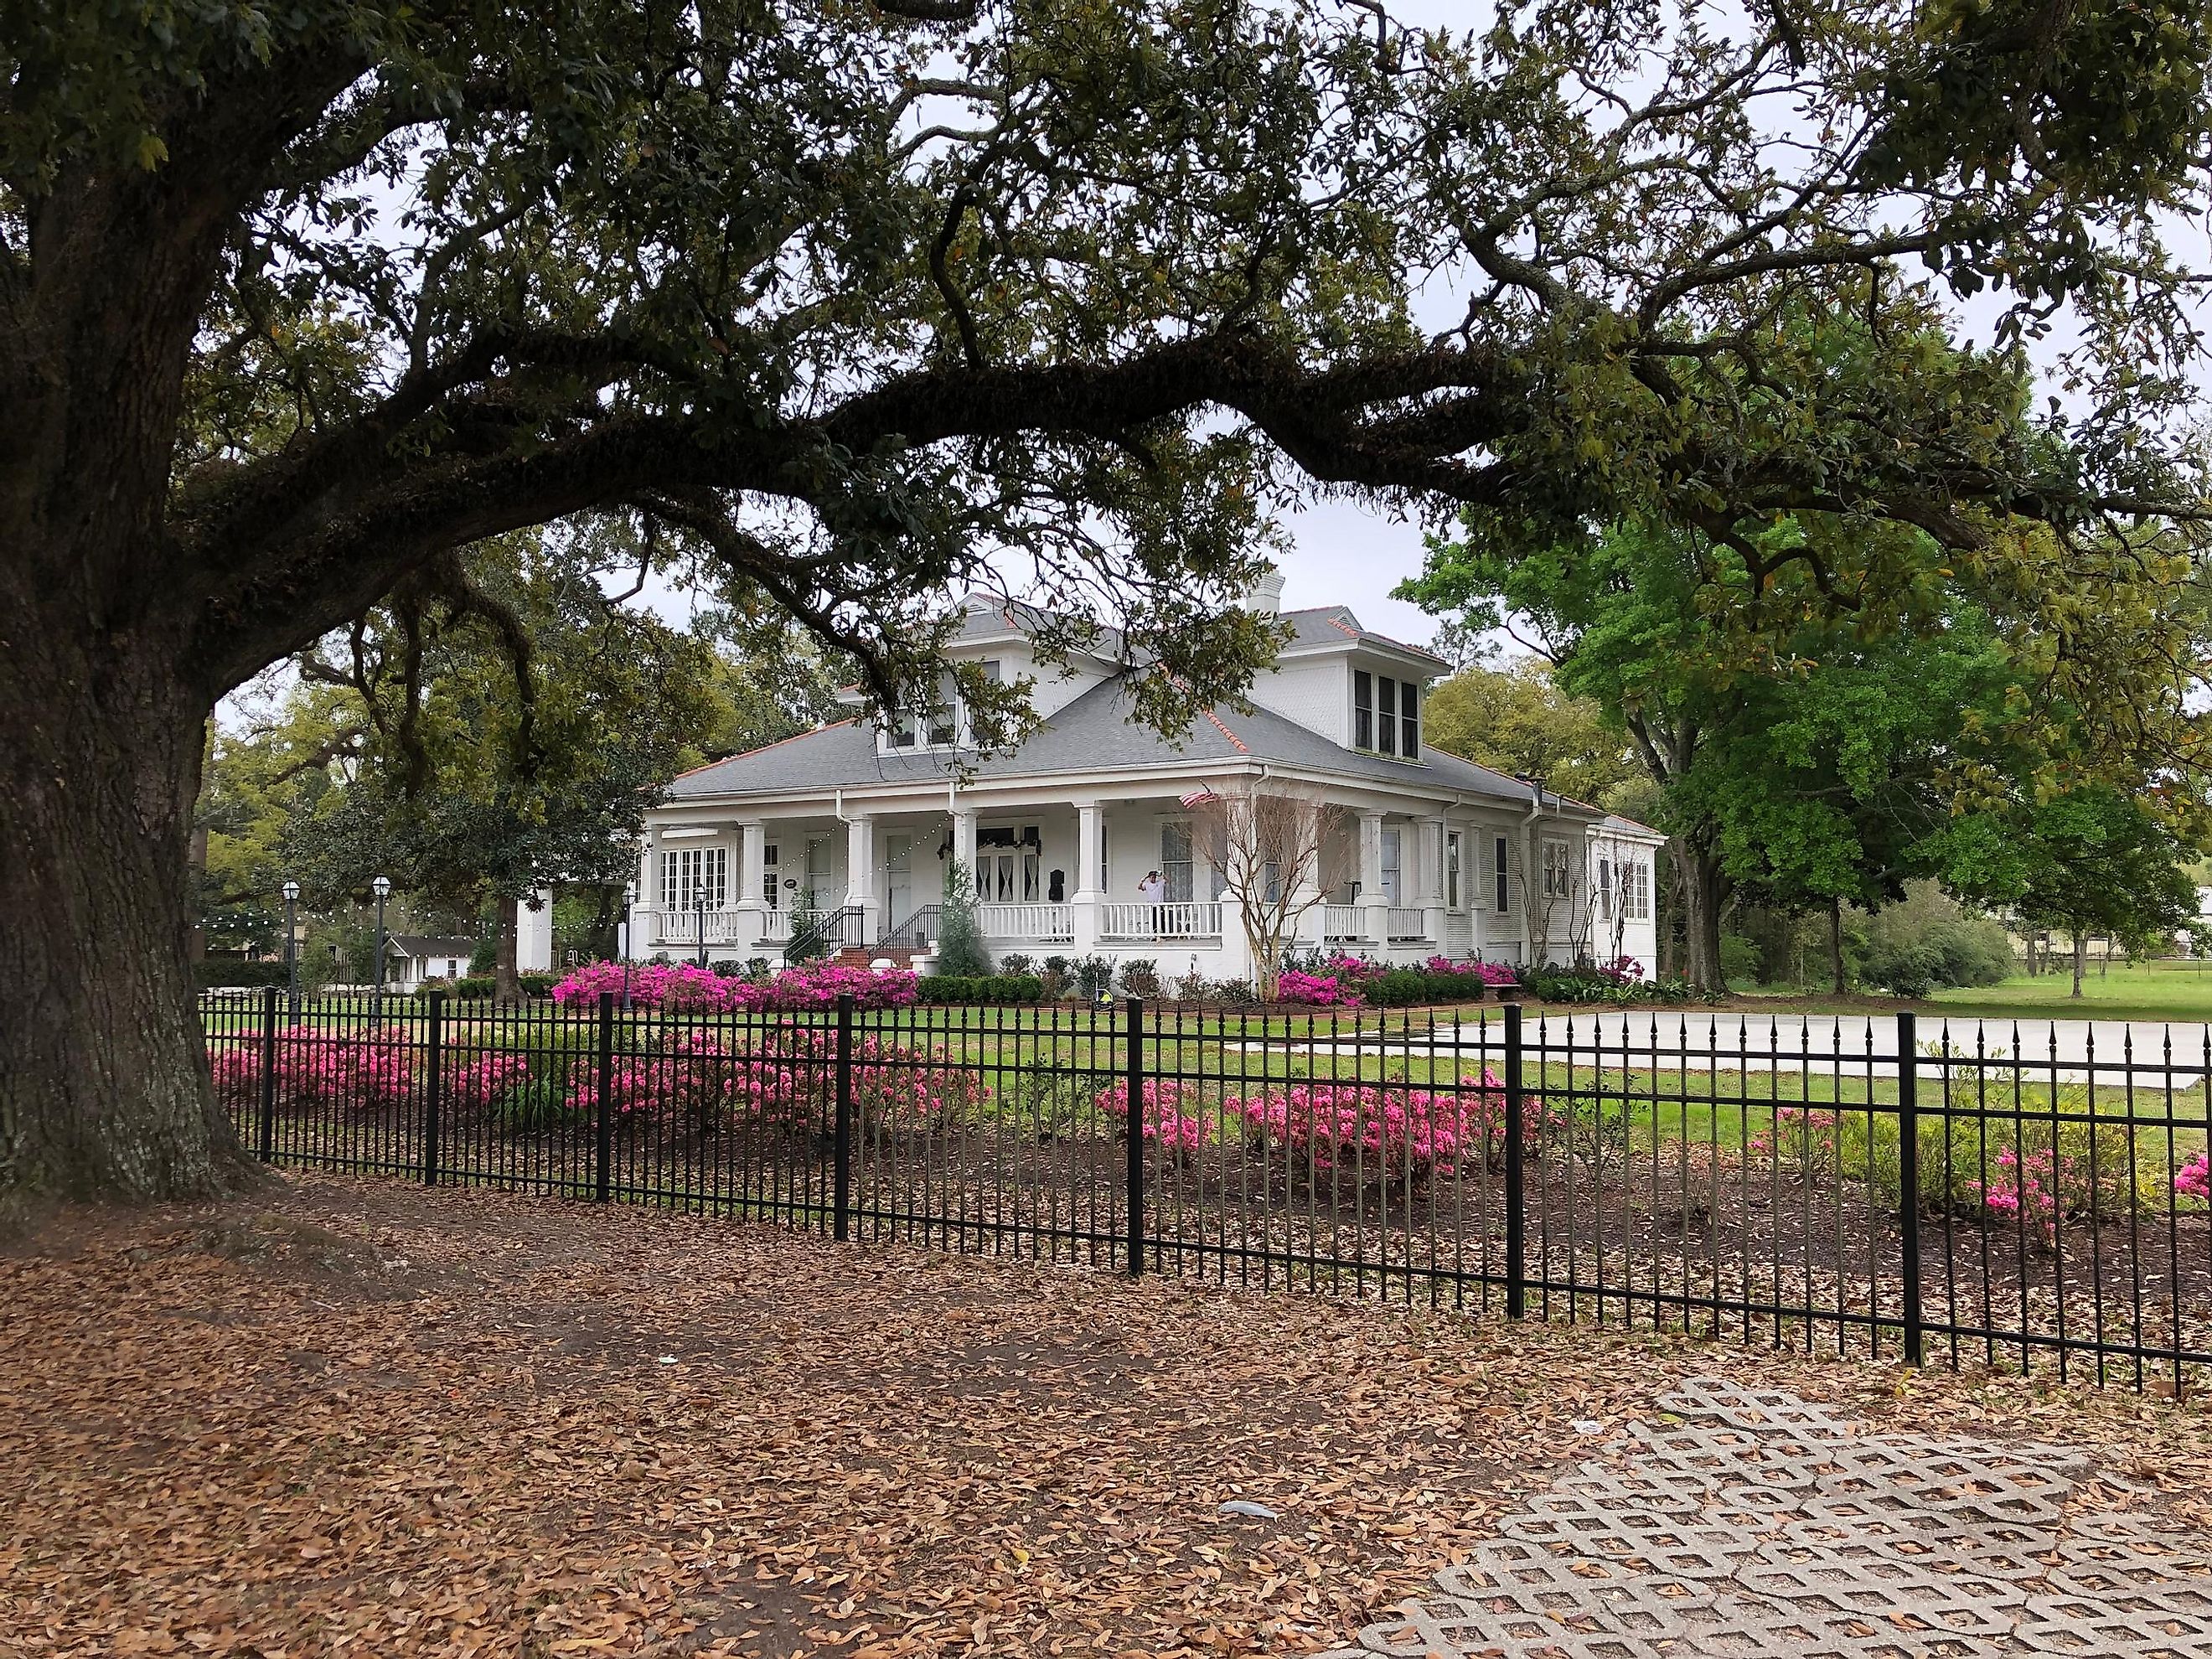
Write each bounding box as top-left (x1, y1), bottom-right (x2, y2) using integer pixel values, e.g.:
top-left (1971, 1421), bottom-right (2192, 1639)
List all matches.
top-left (3, 1176), bottom-right (2205, 1657)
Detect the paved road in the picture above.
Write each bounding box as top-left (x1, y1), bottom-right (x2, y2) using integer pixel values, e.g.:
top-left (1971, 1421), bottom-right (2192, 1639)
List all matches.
top-left (1255, 1011), bottom-right (2212, 1083)
top-left (1321, 1375), bottom-right (2212, 1658)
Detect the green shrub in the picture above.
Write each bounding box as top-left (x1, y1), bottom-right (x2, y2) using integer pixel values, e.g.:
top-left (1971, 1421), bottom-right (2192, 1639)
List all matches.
top-left (452, 974), bottom-right (496, 998)
top-left (1364, 969), bottom-right (1431, 1006)
top-left (918, 974), bottom-right (1043, 1005)
top-left (193, 959), bottom-right (289, 990)
top-left (934, 862), bottom-right (992, 976)
top-left (1853, 886), bottom-right (2015, 996)
top-left (1117, 959), bottom-right (1160, 997)
top-left (1720, 933), bottom-right (1762, 986)
top-left (494, 1076), bottom-right (576, 1134)
top-left (519, 971), bottom-right (555, 996)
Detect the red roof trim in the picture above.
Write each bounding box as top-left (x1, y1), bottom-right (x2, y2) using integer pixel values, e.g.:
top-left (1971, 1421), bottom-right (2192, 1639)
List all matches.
top-left (1201, 708), bottom-right (1250, 753)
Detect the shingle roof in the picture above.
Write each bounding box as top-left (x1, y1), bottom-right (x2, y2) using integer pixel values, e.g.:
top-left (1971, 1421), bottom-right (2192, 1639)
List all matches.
top-left (388, 935), bottom-right (478, 959)
top-left (665, 675), bottom-right (1563, 809)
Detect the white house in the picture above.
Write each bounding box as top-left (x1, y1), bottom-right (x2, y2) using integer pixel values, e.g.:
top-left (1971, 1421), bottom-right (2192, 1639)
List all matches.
top-left (385, 934), bottom-right (480, 990)
top-left (625, 584), bottom-right (1662, 983)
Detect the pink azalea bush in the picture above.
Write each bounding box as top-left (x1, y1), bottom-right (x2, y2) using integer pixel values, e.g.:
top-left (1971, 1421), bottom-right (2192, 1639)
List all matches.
top-left (209, 1030), bottom-right (416, 1114)
top-left (1425, 954), bottom-right (1519, 988)
top-left (1093, 1078), bottom-right (1207, 1158)
top-left (550, 959), bottom-right (917, 1012)
top-left (444, 1051), bottom-right (532, 1112)
top-left (1746, 1108), bottom-right (1842, 1179)
top-left (2178, 1151), bottom-right (2210, 1203)
top-left (562, 1020), bottom-right (982, 1137)
top-left (1275, 969), bottom-right (1362, 1007)
top-left (1233, 1071), bottom-right (1557, 1184)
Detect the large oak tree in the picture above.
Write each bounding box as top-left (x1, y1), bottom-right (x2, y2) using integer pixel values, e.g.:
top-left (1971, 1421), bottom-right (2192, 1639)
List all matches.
top-left (3, 0), bottom-right (2208, 1199)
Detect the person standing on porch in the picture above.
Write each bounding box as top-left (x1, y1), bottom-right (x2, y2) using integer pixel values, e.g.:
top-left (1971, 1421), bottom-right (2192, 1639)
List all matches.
top-left (1137, 869), bottom-right (1165, 937)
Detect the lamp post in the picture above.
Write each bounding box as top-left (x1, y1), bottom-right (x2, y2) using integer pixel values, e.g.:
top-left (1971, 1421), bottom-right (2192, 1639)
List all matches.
top-left (282, 881), bottom-right (300, 1023)
top-left (694, 885), bottom-right (707, 970)
top-left (371, 874), bottom-right (391, 1026)
top-left (619, 881), bottom-right (636, 1013)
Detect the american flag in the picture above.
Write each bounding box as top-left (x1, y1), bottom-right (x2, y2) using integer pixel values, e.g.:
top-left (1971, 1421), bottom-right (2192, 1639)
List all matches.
top-left (1178, 786), bottom-right (1219, 809)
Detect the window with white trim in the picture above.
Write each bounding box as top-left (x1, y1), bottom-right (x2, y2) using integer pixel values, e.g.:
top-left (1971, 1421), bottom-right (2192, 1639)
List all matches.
top-left (1624, 860), bottom-right (1651, 920)
top-left (1542, 840), bottom-right (1575, 900)
top-left (1596, 855), bottom-right (1613, 919)
top-left (1446, 831), bottom-right (1462, 910)
top-left (1351, 670), bottom-right (1421, 759)
top-left (1493, 835), bottom-right (1510, 912)
top-left (761, 842), bottom-right (779, 905)
top-left (660, 845), bottom-right (728, 910)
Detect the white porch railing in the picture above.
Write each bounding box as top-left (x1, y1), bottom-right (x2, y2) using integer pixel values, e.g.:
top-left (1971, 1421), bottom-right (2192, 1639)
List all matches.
top-left (977, 902), bottom-right (1073, 943)
top-left (1099, 901), bottom-right (1222, 941)
top-left (649, 908), bottom-right (745, 946)
top-left (648, 907), bottom-right (789, 947)
top-left (1323, 903), bottom-right (1368, 940)
top-left (1387, 906), bottom-right (1429, 941)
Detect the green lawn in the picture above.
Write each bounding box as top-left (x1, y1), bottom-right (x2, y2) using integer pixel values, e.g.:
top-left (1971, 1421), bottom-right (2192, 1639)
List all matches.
top-left (1720, 961), bottom-right (2212, 1025)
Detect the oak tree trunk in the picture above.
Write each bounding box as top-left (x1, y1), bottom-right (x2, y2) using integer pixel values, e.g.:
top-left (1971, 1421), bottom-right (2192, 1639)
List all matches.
top-left (0, 628), bottom-right (259, 1201)
top-left (1672, 843), bottom-right (1729, 992)
top-left (1828, 897), bottom-right (1847, 995)
top-left (2071, 929), bottom-right (2087, 998)
top-left (495, 902), bottom-right (522, 1001)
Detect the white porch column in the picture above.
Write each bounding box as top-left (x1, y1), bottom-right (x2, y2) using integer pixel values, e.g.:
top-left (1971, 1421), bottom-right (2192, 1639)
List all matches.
top-left (631, 842), bottom-right (654, 957)
top-left (844, 814), bottom-right (875, 944)
top-left (517, 889), bottom-right (555, 972)
top-left (1357, 809), bottom-right (1387, 945)
top-left (1071, 800), bottom-right (1103, 954)
top-left (1419, 816), bottom-right (1447, 948)
top-left (731, 819), bottom-right (766, 952)
top-left (950, 806), bottom-right (977, 878)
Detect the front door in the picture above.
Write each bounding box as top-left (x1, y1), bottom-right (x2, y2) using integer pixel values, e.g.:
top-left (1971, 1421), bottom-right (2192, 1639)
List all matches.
top-left (884, 832), bottom-right (913, 929)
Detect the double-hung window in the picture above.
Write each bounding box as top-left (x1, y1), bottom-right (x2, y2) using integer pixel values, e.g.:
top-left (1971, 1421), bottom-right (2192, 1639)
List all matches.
top-left (1542, 840), bottom-right (1575, 900)
top-left (1493, 835), bottom-right (1510, 912)
top-left (660, 845), bottom-right (728, 910)
top-left (1445, 831), bottom-right (1462, 909)
top-left (1351, 669), bottom-right (1420, 759)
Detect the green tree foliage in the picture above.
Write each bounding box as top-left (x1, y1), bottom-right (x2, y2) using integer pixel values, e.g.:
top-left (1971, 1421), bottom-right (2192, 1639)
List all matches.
top-left (11, 0), bottom-right (2212, 1196)
top-left (1420, 660), bottom-right (1642, 812)
top-left (1406, 488), bottom-right (2210, 989)
top-left (275, 534), bottom-right (721, 992)
top-left (1929, 788), bottom-right (2199, 996)
top-left (934, 863), bottom-right (992, 979)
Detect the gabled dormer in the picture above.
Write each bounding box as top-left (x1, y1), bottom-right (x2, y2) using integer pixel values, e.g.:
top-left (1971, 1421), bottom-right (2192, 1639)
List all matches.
top-left (1241, 603), bottom-right (1445, 758)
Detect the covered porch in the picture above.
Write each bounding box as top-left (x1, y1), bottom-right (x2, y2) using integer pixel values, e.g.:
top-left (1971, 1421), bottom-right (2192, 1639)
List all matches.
top-left (631, 790), bottom-right (1502, 977)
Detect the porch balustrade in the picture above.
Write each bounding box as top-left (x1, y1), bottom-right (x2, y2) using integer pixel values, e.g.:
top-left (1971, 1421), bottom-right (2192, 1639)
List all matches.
top-left (1322, 903), bottom-right (1367, 940)
top-left (1098, 900), bottom-right (1222, 941)
top-left (1386, 906), bottom-right (1429, 941)
top-left (975, 902), bottom-right (1074, 943)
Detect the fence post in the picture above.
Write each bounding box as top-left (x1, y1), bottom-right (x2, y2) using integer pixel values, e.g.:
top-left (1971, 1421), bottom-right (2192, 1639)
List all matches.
top-left (833, 993), bottom-right (855, 1242)
top-left (1896, 1009), bottom-right (1923, 1366)
top-left (1125, 995), bottom-right (1145, 1279)
top-left (595, 991), bottom-right (615, 1203)
top-left (422, 990), bottom-right (444, 1186)
top-left (1503, 1001), bottom-right (1527, 1320)
top-left (256, 986), bottom-right (279, 1162)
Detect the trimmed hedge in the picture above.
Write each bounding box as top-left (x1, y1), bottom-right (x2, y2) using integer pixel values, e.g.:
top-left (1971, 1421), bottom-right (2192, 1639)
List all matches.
top-left (1362, 969), bottom-right (1494, 1007)
top-left (917, 974), bottom-right (1045, 1005)
top-left (192, 959), bottom-right (289, 990)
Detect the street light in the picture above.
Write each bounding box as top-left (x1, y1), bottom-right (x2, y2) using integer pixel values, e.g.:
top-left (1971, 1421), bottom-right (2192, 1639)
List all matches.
top-left (619, 880), bottom-right (636, 1012)
top-left (281, 880), bottom-right (300, 1022)
top-left (694, 882), bottom-right (707, 970)
top-left (371, 874), bottom-right (392, 1025)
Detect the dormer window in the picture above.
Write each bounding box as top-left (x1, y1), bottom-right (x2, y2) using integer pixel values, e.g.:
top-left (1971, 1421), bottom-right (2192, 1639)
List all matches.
top-left (882, 660), bottom-right (1005, 752)
top-left (1352, 669), bottom-right (1419, 760)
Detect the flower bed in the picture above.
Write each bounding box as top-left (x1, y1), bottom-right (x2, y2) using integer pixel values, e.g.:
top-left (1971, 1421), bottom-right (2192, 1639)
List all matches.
top-left (549, 959), bottom-right (917, 1012)
top-left (1274, 953), bottom-right (1517, 1009)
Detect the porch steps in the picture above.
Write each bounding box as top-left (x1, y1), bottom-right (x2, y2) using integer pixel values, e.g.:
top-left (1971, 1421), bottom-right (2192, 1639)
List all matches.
top-left (835, 946), bottom-right (922, 969)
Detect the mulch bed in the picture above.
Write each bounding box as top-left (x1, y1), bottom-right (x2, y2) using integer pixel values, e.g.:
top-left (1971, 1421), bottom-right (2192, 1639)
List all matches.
top-left (4, 1174), bottom-right (2209, 1657)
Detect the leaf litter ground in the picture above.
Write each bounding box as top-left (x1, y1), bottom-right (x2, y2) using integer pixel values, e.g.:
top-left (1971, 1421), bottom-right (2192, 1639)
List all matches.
top-left (3, 1173), bottom-right (2206, 1657)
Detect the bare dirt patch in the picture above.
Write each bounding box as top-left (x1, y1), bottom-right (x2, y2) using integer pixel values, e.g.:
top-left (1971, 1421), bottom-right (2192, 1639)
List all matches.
top-left (3, 1173), bottom-right (2206, 1656)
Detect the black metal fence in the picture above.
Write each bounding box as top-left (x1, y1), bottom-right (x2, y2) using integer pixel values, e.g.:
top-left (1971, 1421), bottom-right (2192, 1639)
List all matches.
top-left (199, 990), bottom-right (2212, 1389)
